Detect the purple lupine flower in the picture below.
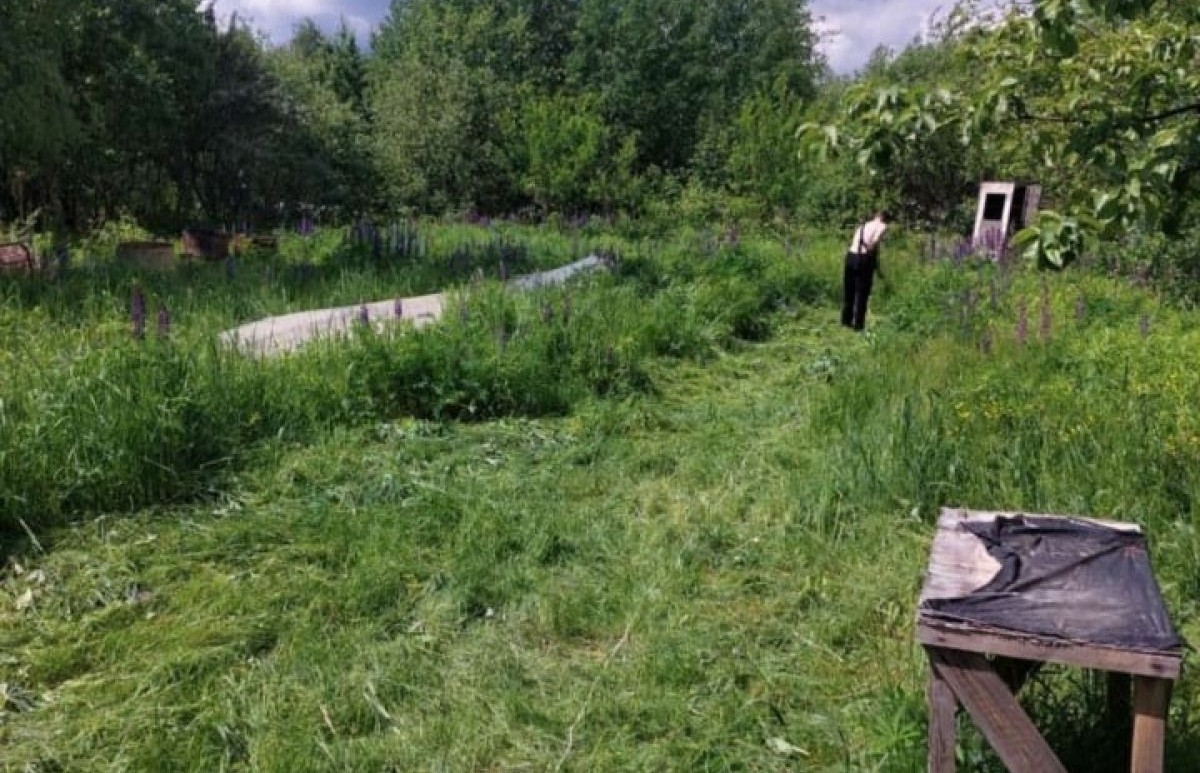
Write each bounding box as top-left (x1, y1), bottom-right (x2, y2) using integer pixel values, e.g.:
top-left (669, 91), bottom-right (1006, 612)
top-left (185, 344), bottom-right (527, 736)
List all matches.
top-left (131, 285), bottom-right (146, 340)
top-left (298, 215), bottom-right (314, 237)
top-left (394, 298), bottom-right (404, 319)
top-left (952, 238), bottom-right (972, 265)
top-left (1016, 299), bottom-right (1028, 346)
top-left (1139, 313), bottom-right (1151, 338)
top-left (358, 304), bottom-right (370, 327)
top-left (157, 304), bottom-right (171, 339)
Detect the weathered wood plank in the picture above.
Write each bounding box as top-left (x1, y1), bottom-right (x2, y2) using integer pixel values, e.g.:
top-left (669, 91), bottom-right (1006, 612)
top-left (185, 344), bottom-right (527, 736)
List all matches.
top-left (929, 648), bottom-right (1067, 773)
top-left (926, 653), bottom-right (957, 773)
top-left (1132, 677), bottom-right (1172, 773)
top-left (918, 621), bottom-right (1182, 679)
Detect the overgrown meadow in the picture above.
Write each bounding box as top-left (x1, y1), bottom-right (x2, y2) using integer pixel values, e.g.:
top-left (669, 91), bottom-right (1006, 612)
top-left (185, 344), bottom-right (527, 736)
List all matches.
top-left (2, 223), bottom-right (1200, 771)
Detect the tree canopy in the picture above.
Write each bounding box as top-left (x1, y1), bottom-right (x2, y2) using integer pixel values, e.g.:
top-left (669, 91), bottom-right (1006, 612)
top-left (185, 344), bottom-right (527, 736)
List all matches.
top-left (7, 0), bottom-right (1196, 256)
top-left (1, 0), bottom-right (825, 228)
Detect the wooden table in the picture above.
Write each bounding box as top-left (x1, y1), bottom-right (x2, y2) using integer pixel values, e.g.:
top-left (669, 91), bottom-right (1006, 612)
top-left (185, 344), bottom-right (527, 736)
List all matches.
top-left (918, 508), bottom-right (1183, 772)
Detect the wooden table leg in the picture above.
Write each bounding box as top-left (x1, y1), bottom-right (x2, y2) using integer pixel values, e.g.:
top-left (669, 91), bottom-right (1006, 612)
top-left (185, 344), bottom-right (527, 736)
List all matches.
top-left (929, 648), bottom-right (1067, 773)
top-left (927, 649), bottom-right (957, 773)
top-left (1132, 676), bottom-right (1172, 773)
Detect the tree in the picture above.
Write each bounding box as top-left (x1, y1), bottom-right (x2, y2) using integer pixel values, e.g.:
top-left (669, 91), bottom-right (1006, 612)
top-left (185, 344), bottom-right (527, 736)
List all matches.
top-left (267, 21), bottom-right (378, 217)
top-left (519, 94), bottom-right (639, 214)
top-left (0, 0), bottom-right (76, 223)
top-left (371, 0), bottom-right (533, 212)
top-left (569, 0), bottom-right (820, 174)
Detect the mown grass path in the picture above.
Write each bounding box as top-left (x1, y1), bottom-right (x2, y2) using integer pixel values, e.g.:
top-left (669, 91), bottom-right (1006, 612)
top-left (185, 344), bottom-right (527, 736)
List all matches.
top-left (1, 308), bottom-right (941, 771)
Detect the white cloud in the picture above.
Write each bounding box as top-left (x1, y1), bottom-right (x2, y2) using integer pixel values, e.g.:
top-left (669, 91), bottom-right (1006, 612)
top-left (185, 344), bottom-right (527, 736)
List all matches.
top-left (210, 0), bottom-right (379, 43)
top-left (210, 0), bottom-right (945, 73)
top-left (812, 0), bottom-right (950, 74)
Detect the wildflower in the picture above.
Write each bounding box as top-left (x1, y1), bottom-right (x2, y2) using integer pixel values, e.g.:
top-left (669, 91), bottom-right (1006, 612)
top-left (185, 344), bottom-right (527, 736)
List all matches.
top-left (394, 298), bottom-right (404, 319)
top-left (952, 238), bottom-right (972, 265)
top-left (298, 215), bottom-right (314, 237)
top-left (358, 304), bottom-right (370, 327)
top-left (157, 304), bottom-right (171, 339)
top-left (499, 258), bottom-right (508, 283)
top-left (131, 285), bottom-right (146, 340)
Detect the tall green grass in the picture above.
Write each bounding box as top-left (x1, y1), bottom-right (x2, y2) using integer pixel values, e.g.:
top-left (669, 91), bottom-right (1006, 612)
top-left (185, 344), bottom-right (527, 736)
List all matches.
top-left (0, 225), bottom-right (832, 533)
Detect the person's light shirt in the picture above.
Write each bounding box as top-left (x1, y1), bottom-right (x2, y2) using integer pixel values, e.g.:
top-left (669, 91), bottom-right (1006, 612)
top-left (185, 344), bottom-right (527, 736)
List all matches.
top-left (848, 218), bottom-right (888, 254)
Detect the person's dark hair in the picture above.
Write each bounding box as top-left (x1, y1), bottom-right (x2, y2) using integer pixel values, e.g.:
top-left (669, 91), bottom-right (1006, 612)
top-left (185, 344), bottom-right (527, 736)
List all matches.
top-left (878, 210), bottom-right (894, 223)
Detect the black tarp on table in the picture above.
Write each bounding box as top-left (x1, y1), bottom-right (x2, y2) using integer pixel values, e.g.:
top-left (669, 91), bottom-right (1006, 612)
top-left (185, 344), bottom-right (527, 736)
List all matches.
top-left (921, 515), bottom-right (1184, 652)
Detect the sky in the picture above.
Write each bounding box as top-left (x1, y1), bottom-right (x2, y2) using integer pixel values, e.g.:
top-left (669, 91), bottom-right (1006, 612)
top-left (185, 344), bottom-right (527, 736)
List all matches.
top-left (210, 0), bottom-right (949, 75)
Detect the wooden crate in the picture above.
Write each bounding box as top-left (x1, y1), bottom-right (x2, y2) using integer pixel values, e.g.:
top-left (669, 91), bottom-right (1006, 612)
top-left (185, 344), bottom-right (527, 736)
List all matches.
top-left (181, 229), bottom-right (232, 260)
top-left (116, 241), bottom-right (177, 271)
top-left (0, 241), bottom-right (34, 273)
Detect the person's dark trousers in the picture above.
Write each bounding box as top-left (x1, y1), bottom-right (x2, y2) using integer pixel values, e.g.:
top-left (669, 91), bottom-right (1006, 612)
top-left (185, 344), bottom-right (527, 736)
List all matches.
top-left (841, 251), bottom-right (876, 330)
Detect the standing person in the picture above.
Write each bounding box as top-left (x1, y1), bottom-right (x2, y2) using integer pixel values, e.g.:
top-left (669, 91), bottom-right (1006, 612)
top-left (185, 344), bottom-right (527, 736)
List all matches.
top-left (841, 211), bottom-right (892, 331)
